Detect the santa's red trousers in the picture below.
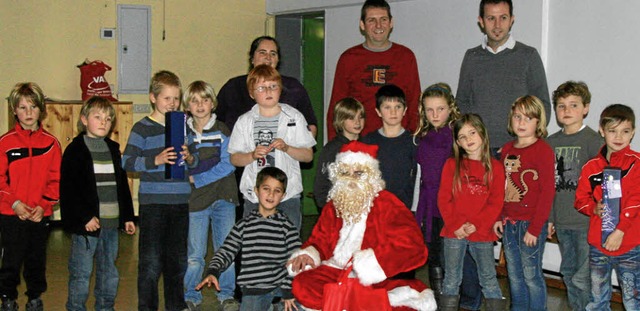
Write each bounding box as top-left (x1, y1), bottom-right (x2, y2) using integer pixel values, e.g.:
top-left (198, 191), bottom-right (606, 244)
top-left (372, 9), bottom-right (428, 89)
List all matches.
top-left (292, 265), bottom-right (427, 310)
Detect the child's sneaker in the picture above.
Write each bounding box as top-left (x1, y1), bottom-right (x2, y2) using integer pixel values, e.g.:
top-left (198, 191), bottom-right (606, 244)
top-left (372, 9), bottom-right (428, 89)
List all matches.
top-left (185, 300), bottom-right (200, 311)
top-left (25, 298), bottom-right (43, 311)
top-left (0, 299), bottom-right (18, 311)
top-left (221, 299), bottom-right (239, 311)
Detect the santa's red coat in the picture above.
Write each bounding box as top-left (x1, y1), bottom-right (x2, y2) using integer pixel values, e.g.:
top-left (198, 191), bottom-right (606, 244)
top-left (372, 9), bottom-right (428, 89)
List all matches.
top-left (291, 190), bottom-right (436, 310)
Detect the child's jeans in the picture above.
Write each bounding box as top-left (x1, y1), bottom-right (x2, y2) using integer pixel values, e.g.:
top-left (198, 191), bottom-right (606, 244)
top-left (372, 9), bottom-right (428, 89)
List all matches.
top-left (66, 228), bottom-right (119, 311)
top-left (240, 288), bottom-right (300, 311)
top-left (503, 220), bottom-right (548, 311)
top-left (184, 199), bottom-right (236, 305)
top-left (460, 250), bottom-right (482, 310)
top-left (586, 245), bottom-right (640, 311)
top-left (556, 227), bottom-right (590, 311)
top-left (442, 238), bottom-right (502, 299)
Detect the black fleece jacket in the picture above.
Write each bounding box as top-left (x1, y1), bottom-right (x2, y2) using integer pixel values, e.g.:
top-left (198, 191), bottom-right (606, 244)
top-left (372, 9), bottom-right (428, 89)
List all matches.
top-left (60, 134), bottom-right (134, 236)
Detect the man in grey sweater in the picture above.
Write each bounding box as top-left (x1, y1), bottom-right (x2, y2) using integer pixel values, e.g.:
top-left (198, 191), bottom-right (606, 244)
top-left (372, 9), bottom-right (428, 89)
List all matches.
top-left (456, 0), bottom-right (550, 151)
top-left (453, 1), bottom-right (550, 310)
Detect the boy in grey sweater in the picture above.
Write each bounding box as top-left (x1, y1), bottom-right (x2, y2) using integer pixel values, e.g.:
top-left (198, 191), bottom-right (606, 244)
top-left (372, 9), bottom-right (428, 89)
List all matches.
top-left (547, 81), bottom-right (603, 311)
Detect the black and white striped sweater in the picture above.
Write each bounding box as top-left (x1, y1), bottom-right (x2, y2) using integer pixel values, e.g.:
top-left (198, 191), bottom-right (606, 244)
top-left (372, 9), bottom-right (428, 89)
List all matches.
top-left (206, 210), bottom-right (301, 299)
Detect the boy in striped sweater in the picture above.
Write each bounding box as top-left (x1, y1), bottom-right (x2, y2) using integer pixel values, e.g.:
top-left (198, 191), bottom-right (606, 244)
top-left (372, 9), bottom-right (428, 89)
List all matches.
top-left (122, 70), bottom-right (195, 311)
top-left (182, 80), bottom-right (239, 310)
top-left (196, 167), bottom-right (301, 311)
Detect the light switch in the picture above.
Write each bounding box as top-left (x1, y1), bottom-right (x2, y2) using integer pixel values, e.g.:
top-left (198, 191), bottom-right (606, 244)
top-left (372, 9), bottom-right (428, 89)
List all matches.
top-left (101, 28), bottom-right (115, 40)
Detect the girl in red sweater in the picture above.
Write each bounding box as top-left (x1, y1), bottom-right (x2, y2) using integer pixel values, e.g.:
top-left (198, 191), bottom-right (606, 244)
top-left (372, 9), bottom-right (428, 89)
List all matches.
top-left (493, 95), bottom-right (556, 311)
top-left (437, 114), bottom-right (506, 311)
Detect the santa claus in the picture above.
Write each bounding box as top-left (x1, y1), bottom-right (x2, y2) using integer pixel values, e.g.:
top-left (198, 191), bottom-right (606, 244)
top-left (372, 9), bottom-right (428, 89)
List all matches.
top-left (288, 141), bottom-right (436, 310)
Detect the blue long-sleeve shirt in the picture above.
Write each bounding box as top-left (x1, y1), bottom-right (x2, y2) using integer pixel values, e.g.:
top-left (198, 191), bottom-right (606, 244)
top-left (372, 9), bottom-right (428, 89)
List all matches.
top-left (186, 115), bottom-right (238, 211)
top-left (122, 116), bottom-right (191, 205)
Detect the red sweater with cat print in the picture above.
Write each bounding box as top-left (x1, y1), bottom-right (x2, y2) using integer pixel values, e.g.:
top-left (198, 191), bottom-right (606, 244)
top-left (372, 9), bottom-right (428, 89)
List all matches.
top-left (500, 139), bottom-right (555, 236)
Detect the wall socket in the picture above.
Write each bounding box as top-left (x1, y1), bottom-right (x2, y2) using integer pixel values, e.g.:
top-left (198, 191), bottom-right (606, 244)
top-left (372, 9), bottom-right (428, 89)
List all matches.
top-left (133, 103), bottom-right (152, 113)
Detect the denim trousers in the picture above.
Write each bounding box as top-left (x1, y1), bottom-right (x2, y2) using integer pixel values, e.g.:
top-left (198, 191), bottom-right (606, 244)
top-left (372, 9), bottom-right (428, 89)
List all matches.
top-left (586, 245), bottom-right (640, 311)
top-left (503, 220), bottom-right (548, 311)
top-left (459, 250), bottom-right (482, 310)
top-left (240, 288), bottom-right (300, 311)
top-left (66, 228), bottom-right (119, 311)
top-left (184, 200), bottom-right (236, 305)
top-left (442, 238), bottom-right (502, 299)
top-left (138, 204), bottom-right (189, 311)
top-left (243, 196), bottom-right (301, 231)
top-left (0, 215), bottom-right (50, 301)
top-left (556, 228), bottom-right (590, 311)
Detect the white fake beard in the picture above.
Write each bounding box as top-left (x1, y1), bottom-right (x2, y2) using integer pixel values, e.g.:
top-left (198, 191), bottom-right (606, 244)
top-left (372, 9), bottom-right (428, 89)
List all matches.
top-left (328, 177), bottom-right (376, 225)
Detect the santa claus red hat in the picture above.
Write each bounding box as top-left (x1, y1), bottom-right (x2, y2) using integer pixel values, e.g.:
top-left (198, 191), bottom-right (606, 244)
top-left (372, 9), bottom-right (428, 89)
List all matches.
top-left (334, 141), bottom-right (379, 168)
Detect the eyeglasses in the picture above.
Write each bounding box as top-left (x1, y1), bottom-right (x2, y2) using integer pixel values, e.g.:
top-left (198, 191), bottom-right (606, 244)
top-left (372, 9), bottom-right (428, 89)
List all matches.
top-left (254, 84), bottom-right (280, 93)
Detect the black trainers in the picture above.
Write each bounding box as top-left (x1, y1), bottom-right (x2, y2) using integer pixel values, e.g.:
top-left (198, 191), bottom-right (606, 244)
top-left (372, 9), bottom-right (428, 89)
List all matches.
top-left (25, 298), bottom-right (43, 311)
top-left (0, 299), bottom-right (18, 311)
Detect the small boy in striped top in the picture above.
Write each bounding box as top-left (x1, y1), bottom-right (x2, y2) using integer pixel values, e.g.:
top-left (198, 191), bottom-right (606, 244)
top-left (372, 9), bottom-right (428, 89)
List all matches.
top-left (60, 96), bottom-right (136, 310)
top-left (196, 167), bottom-right (301, 311)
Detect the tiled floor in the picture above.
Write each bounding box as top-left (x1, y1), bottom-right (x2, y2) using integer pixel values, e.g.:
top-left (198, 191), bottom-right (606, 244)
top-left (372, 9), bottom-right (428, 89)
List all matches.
top-left (14, 216), bottom-right (624, 310)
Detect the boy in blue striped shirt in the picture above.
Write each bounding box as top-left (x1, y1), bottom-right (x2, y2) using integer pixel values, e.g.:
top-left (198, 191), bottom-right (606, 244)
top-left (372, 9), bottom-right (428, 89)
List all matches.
top-left (122, 70), bottom-right (195, 311)
top-left (182, 80), bottom-right (239, 310)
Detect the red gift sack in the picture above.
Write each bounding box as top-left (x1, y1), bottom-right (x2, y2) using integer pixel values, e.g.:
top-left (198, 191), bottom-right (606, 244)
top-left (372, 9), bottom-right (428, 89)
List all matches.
top-left (322, 264), bottom-right (392, 311)
top-left (78, 60), bottom-right (117, 101)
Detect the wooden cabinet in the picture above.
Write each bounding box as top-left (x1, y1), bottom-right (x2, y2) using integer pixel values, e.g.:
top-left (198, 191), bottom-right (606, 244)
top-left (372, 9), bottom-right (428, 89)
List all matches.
top-left (8, 100), bottom-right (135, 219)
top-left (8, 100), bottom-right (133, 153)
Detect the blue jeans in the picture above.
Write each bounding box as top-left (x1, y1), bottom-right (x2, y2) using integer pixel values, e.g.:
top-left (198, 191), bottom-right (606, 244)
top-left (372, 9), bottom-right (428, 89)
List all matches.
top-left (66, 228), bottom-right (119, 311)
top-left (240, 288), bottom-right (299, 311)
top-left (459, 250), bottom-right (482, 310)
top-left (184, 200), bottom-right (236, 305)
top-left (503, 220), bottom-right (548, 311)
top-left (556, 228), bottom-right (590, 311)
top-left (587, 245), bottom-right (640, 311)
top-left (243, 196), bottom-right (301, 231)
top-left (138, 204), bottom-right (189, 311)
top-left (442, 238), bottom-right (502, 299)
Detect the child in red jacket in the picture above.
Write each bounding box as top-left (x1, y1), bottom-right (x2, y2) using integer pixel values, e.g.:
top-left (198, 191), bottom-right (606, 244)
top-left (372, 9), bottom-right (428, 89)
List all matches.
top-left (0, 82), bottom-right (61, 311)
top-left (575, 104), bottom-right (640, 310)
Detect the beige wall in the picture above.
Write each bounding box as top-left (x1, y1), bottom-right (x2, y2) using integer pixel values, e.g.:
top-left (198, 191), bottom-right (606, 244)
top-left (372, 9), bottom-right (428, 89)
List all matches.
top-left (0, 0), bottom-right (268, 131)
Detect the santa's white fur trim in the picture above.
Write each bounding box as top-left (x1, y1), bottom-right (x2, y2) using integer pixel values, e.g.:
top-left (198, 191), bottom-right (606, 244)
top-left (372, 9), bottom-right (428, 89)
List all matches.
top-left (335, 150), bottom-right (379, 169)
top-left (388, 286), bottom-right (437, 311)
top-left (352, 248), bottom-right (386, 286)
top-left (328, 216), bottom-right (367, 268)
top-left (287, 246), bottom-right (321, 277)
